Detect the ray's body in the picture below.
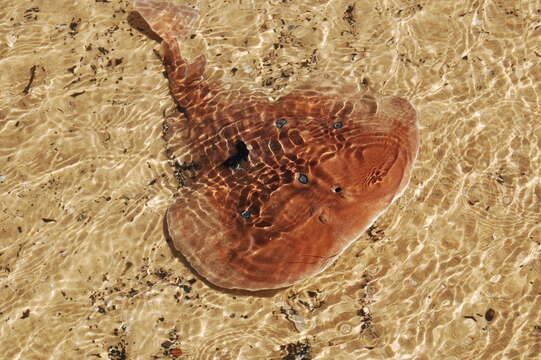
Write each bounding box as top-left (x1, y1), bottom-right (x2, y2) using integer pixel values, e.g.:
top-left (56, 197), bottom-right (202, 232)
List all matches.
top-left (135, 0), bottom-right (419, 290)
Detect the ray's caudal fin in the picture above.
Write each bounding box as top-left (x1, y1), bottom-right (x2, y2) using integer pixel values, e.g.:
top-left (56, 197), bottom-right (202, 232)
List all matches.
top-left (134, 0), bottom-right (207, 108)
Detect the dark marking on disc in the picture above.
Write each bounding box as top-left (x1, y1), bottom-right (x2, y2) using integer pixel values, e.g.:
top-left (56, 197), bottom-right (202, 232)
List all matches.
top-left (222, 140), bottom-right (249, 169)
top-left (276, 118), bottom-right (287, 129)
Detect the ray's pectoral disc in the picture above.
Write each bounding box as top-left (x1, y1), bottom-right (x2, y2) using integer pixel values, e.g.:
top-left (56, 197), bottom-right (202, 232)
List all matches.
top-left (135, 0), bottom-right (420, 291)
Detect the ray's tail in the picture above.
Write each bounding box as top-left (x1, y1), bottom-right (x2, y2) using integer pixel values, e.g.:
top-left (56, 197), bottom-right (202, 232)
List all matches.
top-left (134, 0), bottom-right (199, 43)
top-left (134, 0), bottom-right (207, 108)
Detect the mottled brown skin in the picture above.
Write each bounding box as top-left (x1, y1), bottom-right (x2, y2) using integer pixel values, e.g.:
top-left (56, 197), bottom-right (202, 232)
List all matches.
top-left (135, 0), bottom-right (419, 290)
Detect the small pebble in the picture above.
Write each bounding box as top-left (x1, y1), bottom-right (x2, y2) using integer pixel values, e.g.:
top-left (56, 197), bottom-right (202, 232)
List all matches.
top-left (485, 308), bottom-right (496, 322)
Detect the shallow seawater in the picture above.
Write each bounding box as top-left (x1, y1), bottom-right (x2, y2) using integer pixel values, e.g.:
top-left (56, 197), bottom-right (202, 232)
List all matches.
top-left (0, 0), bottom-right (539, 359)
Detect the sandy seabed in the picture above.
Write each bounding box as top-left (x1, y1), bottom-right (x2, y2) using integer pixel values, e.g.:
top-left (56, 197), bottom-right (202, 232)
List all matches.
top-left (0, 0), bottom-right (540, 359)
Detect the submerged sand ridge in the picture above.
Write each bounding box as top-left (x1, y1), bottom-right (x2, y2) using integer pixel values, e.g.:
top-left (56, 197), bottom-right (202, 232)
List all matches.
top-left (0, 0), bottom-right (539, 359)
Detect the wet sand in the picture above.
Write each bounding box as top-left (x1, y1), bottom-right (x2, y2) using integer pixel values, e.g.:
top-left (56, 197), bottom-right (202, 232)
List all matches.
top-left (1, 0), bottom-right (540, 359)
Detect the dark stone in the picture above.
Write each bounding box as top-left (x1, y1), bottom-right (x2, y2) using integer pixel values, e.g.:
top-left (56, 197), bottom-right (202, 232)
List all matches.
top-left (485, 308), bottom-right (496, 322)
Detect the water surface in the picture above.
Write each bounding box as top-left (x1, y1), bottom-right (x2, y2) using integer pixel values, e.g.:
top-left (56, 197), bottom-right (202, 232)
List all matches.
top-left (0, 0), bottom-right (540, 359)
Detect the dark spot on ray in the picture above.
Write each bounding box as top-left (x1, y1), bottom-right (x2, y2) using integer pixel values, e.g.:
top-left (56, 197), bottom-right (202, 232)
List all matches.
top-left (333, 121), bottom-right (343, 129)
top-left (240, 210), bottom-right (251, 219)
top-left (276, 118), bottom-right (287, 129)
top-left (298, 174), bottom-right (308, 184)
top-left (222, 140), bottom-right (249, 169)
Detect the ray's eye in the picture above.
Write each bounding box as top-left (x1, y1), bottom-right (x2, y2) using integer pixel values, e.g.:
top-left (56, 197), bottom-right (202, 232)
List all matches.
top-left (333, 121), bottom-right (343, 129)
top-left (333, 186), bottom-right (342, 193)
top-left (298, 174), bottom-right (308, 184)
